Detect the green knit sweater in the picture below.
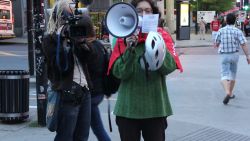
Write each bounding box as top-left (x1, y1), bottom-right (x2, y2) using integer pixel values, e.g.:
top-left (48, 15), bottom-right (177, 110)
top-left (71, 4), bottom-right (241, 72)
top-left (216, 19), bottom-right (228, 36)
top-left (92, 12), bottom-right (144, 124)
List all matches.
top-left (112, 43), bottom-right (177, 119)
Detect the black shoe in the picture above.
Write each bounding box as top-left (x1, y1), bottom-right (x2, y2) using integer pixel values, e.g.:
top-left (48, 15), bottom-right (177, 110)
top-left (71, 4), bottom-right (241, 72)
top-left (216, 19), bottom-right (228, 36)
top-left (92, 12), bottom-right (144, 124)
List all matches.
top-left (230, 95), bottom-right (235, 99)
top-left (223, 95), bottom-right (230, 105)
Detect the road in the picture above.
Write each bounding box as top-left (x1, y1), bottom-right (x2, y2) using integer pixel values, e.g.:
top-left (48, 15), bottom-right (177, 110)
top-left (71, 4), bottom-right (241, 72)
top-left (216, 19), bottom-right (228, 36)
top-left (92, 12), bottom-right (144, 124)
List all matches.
top-left (0, 43), bottom-right (29, 70)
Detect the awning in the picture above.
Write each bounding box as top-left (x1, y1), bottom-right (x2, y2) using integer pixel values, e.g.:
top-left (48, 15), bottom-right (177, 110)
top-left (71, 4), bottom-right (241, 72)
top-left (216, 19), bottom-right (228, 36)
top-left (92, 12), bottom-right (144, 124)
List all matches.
top-left (219, 7), bottom-right (240, 16)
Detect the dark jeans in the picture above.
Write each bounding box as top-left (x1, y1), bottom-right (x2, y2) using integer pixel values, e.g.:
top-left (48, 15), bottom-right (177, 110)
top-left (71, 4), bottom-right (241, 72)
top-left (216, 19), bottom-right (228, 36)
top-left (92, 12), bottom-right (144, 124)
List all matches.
top-left (116, 116), bottom-right (168, 141)
top-left (54, 89), bottom-right (91, 141)
top-left (91, 95), bottom-right (111, 141)
top-left (244, 26), bottom-right (248, 36)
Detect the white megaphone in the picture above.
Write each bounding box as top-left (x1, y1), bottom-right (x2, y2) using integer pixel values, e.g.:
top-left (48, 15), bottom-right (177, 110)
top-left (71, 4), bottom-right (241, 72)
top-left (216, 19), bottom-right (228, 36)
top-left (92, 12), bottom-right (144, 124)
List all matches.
top-left (105, 2), bottom-right (139, 38)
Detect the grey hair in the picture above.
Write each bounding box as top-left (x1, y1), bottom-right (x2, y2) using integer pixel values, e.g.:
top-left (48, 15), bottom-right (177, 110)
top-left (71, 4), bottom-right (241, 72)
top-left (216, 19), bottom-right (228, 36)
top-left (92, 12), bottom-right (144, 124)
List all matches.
top-left (47, 0), bottom-right (72, 34)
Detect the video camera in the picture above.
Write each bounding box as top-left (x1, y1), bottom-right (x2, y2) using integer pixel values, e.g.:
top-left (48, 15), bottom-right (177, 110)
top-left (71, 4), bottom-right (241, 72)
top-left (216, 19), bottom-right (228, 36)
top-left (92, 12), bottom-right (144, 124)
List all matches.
top-left (63, 0), bottom-right (92, 38)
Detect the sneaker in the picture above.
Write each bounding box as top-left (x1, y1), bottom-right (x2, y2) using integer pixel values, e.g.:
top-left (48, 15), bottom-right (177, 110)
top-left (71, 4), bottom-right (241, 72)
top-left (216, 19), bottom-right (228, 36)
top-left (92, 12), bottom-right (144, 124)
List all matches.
top-left (223, 95), bottom-right (230, 105)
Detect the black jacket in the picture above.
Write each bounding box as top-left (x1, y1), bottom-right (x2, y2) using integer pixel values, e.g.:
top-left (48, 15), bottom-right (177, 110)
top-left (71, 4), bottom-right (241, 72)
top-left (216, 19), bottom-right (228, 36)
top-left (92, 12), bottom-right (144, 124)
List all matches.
top-left (42, 33), bottom-right (94, 91)
top-left (87, 40), bottom-right (106, 96)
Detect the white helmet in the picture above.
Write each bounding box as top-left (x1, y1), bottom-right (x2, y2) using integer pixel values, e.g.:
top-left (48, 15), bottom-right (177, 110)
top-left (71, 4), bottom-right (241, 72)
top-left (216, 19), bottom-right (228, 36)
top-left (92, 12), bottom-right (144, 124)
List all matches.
top-left (140, 31), bottom-right (166, 71)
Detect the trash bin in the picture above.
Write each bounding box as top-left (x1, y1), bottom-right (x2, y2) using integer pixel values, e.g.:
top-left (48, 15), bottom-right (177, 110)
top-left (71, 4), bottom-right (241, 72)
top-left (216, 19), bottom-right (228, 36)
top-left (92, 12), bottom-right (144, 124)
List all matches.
top-left (0, 70), bottom-right (29, 121)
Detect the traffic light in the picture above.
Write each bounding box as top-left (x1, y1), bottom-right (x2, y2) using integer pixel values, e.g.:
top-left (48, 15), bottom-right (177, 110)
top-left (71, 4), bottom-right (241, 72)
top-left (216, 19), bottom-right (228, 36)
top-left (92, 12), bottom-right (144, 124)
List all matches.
top-left (244, 0), bottom-right (249, 10)
top-left (243, 5), bottom-right (249, 11)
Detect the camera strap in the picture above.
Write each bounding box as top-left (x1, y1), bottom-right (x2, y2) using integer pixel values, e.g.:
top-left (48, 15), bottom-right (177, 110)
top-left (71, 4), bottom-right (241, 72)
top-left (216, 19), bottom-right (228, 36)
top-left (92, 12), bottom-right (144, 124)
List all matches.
top-left (56, 26), bottom-right (69, 72)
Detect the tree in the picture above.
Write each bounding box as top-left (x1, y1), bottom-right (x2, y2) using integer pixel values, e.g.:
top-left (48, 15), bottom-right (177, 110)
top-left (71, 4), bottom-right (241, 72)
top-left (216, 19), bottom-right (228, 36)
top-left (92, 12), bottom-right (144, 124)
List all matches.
top-left (190, 0), bottom-right (234, 13)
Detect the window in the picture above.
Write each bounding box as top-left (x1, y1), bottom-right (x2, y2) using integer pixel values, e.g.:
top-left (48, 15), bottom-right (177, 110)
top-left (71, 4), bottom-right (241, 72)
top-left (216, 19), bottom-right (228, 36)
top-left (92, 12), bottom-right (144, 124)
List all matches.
top-left (0, 9), bottom-right (10, 19)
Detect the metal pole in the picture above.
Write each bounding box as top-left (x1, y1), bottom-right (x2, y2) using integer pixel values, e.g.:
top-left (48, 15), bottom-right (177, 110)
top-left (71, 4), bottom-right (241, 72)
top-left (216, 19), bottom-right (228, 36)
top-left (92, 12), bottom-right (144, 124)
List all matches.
top-left (195, 0), bottom-right (198, 34)
top-left (27, 0), bottom-right (34, 76)
top-left (176, 0), bottom-right (180, 40)
top-left (33, 0), bottom-right (48, 126)
top-left (197, 0), bottom-right (198, 11)
top-left (43, 0), bottom-right (49, 26)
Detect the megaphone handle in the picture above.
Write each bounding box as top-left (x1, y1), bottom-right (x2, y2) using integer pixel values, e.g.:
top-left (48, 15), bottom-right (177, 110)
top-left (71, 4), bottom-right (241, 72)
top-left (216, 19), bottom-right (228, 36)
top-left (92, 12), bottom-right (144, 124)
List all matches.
top-left (129, 42), bottom-right (134, 47)
top-left (124, 39), bottom-right (136, 53)
top-left (124, 39), bottom-right (134, 48)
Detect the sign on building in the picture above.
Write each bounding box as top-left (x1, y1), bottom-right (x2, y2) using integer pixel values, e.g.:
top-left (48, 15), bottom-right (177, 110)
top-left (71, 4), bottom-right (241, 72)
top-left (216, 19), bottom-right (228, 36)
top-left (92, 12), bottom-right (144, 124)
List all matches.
top-left (197, 11), bottom-right (216, 23)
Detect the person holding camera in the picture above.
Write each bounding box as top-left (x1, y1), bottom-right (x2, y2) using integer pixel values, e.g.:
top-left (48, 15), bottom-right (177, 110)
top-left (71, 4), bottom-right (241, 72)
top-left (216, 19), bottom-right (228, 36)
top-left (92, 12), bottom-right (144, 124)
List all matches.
top-left (107, 0), bottom-right (183, 141)
top-left (43, 0), bottom-right (96, 141)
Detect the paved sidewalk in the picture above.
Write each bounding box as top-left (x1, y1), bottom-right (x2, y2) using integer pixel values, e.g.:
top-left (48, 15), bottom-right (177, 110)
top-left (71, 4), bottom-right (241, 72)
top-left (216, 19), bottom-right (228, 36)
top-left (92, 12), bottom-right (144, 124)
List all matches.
top-left (173, 33), bottom-right (213, 48)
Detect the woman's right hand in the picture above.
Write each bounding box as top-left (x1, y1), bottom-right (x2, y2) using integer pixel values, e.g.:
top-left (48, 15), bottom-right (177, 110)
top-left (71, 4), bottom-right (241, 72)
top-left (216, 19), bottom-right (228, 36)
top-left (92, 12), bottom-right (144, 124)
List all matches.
top-left (125, 35), bottom-right (138, 48)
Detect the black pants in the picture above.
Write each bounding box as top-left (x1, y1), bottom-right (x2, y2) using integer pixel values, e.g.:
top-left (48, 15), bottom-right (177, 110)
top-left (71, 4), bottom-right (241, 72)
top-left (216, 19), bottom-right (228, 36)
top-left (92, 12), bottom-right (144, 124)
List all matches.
top-left (245, 26), bottom-right (249, 36)
top-left (116, 116), bottom-right (168, 141)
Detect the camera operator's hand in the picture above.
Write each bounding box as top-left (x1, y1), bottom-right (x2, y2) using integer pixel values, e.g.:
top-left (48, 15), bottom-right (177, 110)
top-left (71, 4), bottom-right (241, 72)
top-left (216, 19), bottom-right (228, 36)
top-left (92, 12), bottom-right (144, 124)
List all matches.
top-left (85, 37), bottom-right (96, 45)
top-left (74, 37), bottom-right (97, 63)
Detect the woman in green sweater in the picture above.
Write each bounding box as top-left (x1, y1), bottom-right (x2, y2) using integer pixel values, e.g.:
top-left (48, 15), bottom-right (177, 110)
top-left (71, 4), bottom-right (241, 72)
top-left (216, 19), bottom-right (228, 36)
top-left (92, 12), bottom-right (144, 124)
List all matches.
top-left (109, 0), bottom-right (183, 141)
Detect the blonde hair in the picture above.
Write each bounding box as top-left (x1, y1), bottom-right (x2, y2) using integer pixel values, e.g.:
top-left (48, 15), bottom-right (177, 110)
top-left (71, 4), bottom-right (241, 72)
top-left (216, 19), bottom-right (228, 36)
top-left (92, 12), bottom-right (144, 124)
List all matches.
top-left (47, 0), bottom-right (72, 34)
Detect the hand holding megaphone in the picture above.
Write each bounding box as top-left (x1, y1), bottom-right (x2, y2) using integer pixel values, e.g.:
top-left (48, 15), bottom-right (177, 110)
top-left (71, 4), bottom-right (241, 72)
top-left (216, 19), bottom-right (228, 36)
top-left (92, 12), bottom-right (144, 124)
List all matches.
top-left (125, 35), bottom-right (138, 48)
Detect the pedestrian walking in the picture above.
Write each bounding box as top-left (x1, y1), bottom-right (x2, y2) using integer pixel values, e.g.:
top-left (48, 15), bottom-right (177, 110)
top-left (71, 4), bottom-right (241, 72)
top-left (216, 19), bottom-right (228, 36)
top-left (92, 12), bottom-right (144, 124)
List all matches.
top-left (199, 17), bottom-right (206, 40)
top-left (107, 0), bottom-right (183, 141)
top-left (215, 13), bottom-right (250, 105)
top-left (43, 0), bottom-right (96, 140)
top-left (210, 15), bottom-right (220, 42)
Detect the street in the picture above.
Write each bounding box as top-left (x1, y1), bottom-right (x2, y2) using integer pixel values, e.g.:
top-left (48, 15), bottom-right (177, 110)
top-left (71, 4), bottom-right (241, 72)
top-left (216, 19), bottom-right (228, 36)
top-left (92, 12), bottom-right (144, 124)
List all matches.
top-left (0, 44), bottom-right (29, 70)
top-left (0, 40), bottom-right (250, 141)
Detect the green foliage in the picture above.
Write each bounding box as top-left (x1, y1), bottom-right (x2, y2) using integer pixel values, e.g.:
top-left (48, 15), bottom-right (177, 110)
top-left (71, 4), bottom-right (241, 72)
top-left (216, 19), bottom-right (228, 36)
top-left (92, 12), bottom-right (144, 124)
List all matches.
top-left (190, 0), bottom-right (234, 13)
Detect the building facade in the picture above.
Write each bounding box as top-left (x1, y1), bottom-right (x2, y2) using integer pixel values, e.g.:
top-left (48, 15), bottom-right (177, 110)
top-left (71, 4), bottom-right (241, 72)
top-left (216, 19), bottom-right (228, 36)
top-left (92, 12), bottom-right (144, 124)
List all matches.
top-left (11, 0), bottom-right (175, 37)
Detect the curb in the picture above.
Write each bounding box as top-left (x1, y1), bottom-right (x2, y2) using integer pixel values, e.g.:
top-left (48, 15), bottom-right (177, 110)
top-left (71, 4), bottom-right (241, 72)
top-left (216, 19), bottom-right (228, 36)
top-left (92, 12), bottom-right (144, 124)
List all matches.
top-left (0, 38), bottom-right (28, 44)
top-left (176, 45), bottom-right (213, 48)
top-left (29, 77), bottom-right (36, 88)
top-left (0, 41), bottom-right (27, 44)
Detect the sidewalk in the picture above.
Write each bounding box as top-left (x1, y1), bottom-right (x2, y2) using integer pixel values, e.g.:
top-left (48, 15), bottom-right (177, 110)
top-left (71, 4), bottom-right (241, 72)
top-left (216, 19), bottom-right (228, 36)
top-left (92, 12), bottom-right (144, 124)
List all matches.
top-left (173, 33), bottom-right (213, 48)
top-left (0, 33), bottom-right (214, 48)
